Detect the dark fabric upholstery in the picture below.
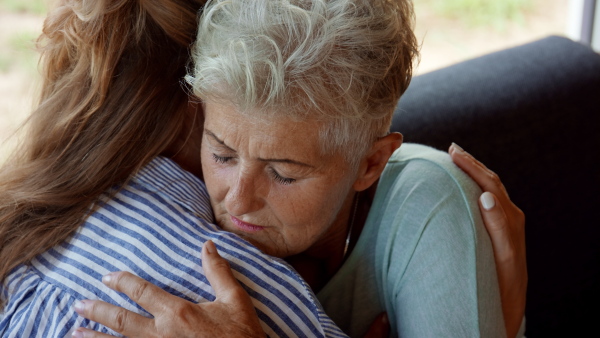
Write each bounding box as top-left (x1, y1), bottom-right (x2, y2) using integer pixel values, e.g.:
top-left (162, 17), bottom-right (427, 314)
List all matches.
top-left (391, 36), bottom-right (600, 337)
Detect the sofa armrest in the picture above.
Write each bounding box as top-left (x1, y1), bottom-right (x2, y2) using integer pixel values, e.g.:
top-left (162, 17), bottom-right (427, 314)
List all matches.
top-left (391, 36), bottom-right (600, 337)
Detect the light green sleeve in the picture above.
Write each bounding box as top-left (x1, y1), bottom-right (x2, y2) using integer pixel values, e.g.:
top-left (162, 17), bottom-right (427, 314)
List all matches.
top-left (373, 143), bottom-right (506, 337)
top-left (317, 144), bottom-right (506, 337)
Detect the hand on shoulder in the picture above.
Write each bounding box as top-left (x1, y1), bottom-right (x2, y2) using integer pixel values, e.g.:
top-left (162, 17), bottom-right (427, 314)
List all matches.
top-left (72, 240), bottom-right (264, 338)
top-left (449, 143), bottom-right (527, 338)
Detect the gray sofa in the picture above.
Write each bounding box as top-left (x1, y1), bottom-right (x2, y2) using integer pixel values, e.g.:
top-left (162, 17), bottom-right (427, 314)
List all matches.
top-left (391, 36), bottom-right (600, 337)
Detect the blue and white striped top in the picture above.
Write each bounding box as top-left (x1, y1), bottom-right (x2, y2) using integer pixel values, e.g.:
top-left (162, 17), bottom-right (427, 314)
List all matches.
top-left (0, 157), bottom-right (346, 338)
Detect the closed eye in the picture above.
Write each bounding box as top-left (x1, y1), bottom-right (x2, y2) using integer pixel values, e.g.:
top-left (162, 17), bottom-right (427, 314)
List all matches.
top-left (212, 153), bottom-right (233, 164)
top-left (269, 167), bottom-right (296, 185)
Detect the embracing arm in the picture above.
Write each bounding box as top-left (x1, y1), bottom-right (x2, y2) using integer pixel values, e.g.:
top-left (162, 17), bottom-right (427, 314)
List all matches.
top-left (72, 240), bottom-right (264, 338)
top-left (72, 241), bottom-right (391, 338)
top-left (371, 144), bottom-right (505, 337)
top-left (364, 145), bottom-right (527, 338)
top-left (449, 143), bottom-right (527, 338)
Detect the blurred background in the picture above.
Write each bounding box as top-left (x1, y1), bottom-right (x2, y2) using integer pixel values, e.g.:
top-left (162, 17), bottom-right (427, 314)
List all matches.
top-left (0, 0), bottom-right (582, 162)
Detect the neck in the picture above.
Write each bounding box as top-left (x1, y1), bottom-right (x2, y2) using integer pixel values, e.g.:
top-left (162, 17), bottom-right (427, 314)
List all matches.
top-left (286, 181), bottom-right (378, 292)
top-left (286, 190), bottom-right (357, 291)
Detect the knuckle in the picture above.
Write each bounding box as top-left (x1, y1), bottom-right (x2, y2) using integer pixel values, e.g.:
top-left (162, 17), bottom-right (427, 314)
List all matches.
top-left (130, 280), bottom-right (150, 301)
top-left (212, 257), bottom-right (232, 271)
top-left (86, 300), bottom-right (99, 316)
top-left (229, 286), bottom-right (249, 299)
top-left (497, 246), bottom-right (517, 266)
top-left (484, 208), bottom-right (507, 230)
top-left (114, 308), bottom-right (129, 332)
top-left (171, 301), bottom-right (193, 318)
top-left (110, 271), bottom-right (128, 289)
top-left (508, 203), bottom-right (525, 228)
top-left (487, 170), bottom-right (502, 186)
top-left (487, 218), bottom-right (505, 232)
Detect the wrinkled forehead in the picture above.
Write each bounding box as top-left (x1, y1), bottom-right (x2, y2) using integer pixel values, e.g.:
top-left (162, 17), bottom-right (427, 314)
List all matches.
top-left (203, 99), bottom-right (322, 142)
top-left (198, 84), bottom-right (331, 123)
top-left (201, 97), bottom-right (359, 164)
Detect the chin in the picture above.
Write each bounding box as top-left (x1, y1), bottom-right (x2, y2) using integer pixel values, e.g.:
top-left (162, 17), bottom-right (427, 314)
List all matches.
top-left (245, 237), bottom-right (283, 257)
top-left (219, 226), bottom-right (278, 257)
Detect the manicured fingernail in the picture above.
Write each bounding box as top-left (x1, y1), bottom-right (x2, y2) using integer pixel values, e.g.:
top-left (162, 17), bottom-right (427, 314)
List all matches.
top-left (102, 273), bottom-right (114, 284)
top-left (73, 300), bottom-right (85, 314)
top-left (451, 142), bottom-right (465, 154)
top-left (480, 192), bottom-right (496, 210)
top-left (72, 328), bottom-right (86, 338)
top-left (205, 240), bottom-right (216, 255)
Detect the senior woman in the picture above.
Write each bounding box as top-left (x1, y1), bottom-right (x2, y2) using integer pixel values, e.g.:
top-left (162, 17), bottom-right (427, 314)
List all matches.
top-left (73, 0), bottom-right (525, 337)
top-left (0, 0), bottom-right (524, 337)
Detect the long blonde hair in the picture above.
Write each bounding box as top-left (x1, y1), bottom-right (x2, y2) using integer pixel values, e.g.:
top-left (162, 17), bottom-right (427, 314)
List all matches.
top-left (0, 0), bottom-right (204, 285)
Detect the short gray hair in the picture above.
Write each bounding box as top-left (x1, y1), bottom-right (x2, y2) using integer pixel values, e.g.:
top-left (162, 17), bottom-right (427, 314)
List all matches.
top-left (187, 0), bottom-right (419, 163)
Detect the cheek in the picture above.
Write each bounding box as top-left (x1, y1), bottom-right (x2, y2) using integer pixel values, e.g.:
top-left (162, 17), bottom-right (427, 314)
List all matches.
top-left (306, 180), bottom-right (354, 229)
top-left (200, 150), bottom-right (228, 202)
top-left (271, 182), bottom-right (347, 234)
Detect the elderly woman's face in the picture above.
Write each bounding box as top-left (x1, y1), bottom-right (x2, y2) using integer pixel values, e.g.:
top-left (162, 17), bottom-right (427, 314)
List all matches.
top-left (201, 100), bottom-right (357, 258)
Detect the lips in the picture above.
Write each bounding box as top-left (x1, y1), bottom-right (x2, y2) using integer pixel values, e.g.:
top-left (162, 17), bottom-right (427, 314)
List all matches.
top-left (230, 216), bottom-right (266, 233)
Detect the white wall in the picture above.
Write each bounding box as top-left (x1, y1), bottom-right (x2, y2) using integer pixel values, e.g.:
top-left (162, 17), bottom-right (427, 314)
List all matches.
top-left (567, 0), bottom-right (599, 51)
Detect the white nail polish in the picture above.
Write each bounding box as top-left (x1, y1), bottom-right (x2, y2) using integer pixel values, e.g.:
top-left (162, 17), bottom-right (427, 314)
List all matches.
top-left (480, 192), bottom-right (495, 210)
top-left (451, 142), bottom-right (465, 154)
top-left (73, 300), bottom-right (85, 313)
top-left (102, 273), bottom-right (112, 284)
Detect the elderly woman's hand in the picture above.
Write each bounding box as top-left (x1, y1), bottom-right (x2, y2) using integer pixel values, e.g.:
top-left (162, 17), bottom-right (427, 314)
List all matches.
top-left (71, 240), bottom-right (264, 338)
top-left (449, 143), bottom-right (527, 338)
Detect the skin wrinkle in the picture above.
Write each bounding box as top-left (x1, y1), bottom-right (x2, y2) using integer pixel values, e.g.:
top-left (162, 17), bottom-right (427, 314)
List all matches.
top-left (188, 0), bottom-right (417, 164)
top-left (201, 100), bottom-right (357, 260)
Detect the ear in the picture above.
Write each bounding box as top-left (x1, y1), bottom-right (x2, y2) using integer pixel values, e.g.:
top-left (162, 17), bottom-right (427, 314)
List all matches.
top-left (353, 132), bottom-right (403, 191)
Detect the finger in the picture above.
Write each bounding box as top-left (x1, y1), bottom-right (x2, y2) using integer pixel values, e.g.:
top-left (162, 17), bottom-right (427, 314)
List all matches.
top-left (202, 240), bottom-right (246, 301)
top-left (479, 192), bottom-right (513, 264)
top-left (363, 312), bottom-right (390, 338)
top-left (449, 143), bottom-right (509, 198)
top-left (101, 271), bottom-right (172, 314)
top-left (480, 191), bottom-right (525, 338)
top-left (71, 327), bottom-right (115, 338)
top-left (73, 299), bottom-right (152, 337)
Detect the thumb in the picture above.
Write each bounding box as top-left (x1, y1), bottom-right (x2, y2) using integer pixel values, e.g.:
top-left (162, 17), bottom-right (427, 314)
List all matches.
top-left (363, 312), bottom-right (390, 338)
top-left (479, 192), bottom-right (513, 262)
top-left (202, 240), bottom-right (244, 301)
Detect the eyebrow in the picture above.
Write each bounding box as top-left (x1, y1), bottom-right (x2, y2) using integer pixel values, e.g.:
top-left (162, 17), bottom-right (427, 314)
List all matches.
top-left (205, 129), bottom-right (235, 152)
top-left (204, 129), bottom-right (315, 168)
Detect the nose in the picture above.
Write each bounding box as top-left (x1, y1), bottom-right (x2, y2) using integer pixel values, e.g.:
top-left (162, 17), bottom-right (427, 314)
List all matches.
top-left (224, 166), bottom-right (264, 216)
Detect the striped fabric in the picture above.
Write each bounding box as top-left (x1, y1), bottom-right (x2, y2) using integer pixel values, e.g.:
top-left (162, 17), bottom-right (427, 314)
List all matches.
top-left (0, 157), bottom-right (347, 338)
